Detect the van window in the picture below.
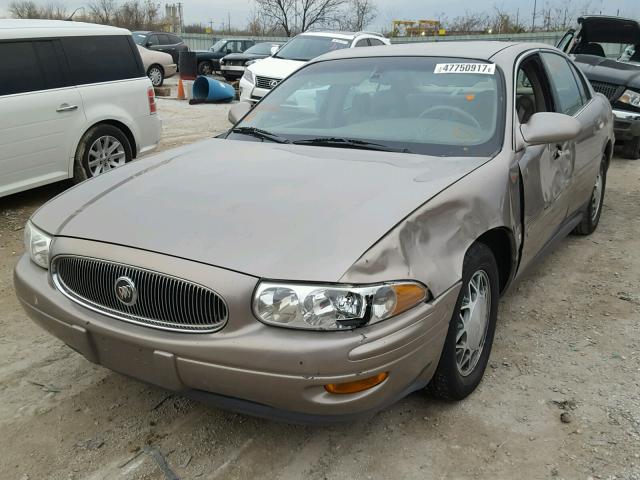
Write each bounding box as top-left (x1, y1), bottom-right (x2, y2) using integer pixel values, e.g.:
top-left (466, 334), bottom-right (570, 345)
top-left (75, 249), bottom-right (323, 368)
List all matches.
top-left (61, 36), bottom-right (143, 85)
top-left (0, 41), bottom-right (46, 96)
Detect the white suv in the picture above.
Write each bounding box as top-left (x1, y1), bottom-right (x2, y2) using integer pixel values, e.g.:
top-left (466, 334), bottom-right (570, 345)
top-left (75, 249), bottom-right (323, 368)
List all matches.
top-left (239, 31), bottom-right (390, 103)
top-left (0, 20), bottom-right (161, 198)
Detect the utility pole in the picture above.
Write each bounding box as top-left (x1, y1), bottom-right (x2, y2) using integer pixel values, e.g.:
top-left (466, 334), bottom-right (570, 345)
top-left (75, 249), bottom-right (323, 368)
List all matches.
top-left (227, 11), bottom-right (231, 33)
top-left (531, 0), bottom-right (537, 32)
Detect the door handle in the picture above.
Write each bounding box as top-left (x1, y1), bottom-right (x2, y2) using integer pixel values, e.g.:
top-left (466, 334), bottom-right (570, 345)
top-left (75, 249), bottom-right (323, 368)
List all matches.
top-left (56, 104), bottom-right (78, 113)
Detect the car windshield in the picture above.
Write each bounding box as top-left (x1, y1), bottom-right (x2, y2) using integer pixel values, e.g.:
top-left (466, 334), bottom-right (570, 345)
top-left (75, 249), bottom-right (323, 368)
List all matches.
top-left (210, 40), bottom-right (226, 52)
top-left (132, 33), bottom-right (147, 45)
top-left (246, 42), bottom-right (278, 55)
top-left (230, 56), bottom-right (504, 157)
top-left (274, 35), bottom-right (350, 61)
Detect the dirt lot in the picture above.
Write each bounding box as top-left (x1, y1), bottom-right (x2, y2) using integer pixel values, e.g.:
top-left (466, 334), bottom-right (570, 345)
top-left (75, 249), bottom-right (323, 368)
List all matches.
top-left (0, 99), bottom-right (639, 480)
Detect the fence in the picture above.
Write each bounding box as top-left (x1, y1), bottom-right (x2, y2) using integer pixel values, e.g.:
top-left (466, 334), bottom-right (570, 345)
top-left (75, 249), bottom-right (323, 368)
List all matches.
top-left (181, 31), bottom-right (566, 51)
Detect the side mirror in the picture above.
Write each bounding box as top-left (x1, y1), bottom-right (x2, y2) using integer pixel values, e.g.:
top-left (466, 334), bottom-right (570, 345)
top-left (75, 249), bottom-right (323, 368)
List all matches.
top-left (270, 45), bottom-right (280, 55)
top-left (520, 112), bottom-right (581, 146)
top-left (228, 101), bottom-right (252, 124)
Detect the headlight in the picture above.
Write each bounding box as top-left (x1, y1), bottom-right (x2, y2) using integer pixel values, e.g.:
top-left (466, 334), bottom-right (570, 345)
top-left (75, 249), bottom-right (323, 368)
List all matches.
top-left (219, 58), bottom-right (225, 65)
top-left (619, 89), bottom-right (640, 108)
top-left (253, 281), bottom-right (429, 331)
top-left (24, 221), bottom-right (52, 269)
top-left (242, 68), bottom-right (255, 84)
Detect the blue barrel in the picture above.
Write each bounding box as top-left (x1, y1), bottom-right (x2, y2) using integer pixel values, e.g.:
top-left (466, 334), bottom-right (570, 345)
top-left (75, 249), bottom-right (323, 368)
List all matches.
top-left (192, 76), bottom-right (235, 102)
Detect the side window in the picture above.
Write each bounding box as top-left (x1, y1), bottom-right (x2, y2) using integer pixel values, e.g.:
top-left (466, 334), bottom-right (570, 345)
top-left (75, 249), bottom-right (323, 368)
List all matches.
top-left (147, 34), bottom-right (159, 46)
top-left (569, 62), bottom-right (591, 103)
top-left (0, 41), bottom-right (46, 95)
top-left (354, 39), bottom-right (370, 47)
top-left (370, 38), bottom-right (385, 46)
top-left (541, 52), bottom-right (585, 115)
top-left (556, 31), bottom-right (575, 53)
top-left (515, 55), bottom-right (553, 124)
top-left (34, 41), bottom-right (65, 90)
top-left (158, 34), bottom-right (172, 45)
top-left (168, 34), bottom-right (182, 44)
top-left (61, 36), bottom-right (143, 85)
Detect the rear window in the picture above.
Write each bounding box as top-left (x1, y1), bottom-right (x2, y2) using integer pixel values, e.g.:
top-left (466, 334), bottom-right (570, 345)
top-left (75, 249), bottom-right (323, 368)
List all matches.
top-left (0, 40), bottom-right (64, 96)
top-left (61, 35), bottom-right (143, 85)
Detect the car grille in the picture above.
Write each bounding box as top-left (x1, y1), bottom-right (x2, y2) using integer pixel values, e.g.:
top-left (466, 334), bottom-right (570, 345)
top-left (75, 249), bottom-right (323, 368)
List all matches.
top-left (52, 256), bottom-right (228, 333)
top-left (255, 75), bottom-right (281, 90)
top-left (226, 60), bottom-right (245, 66)
top-left (590, 81), bottom-right (625, 102)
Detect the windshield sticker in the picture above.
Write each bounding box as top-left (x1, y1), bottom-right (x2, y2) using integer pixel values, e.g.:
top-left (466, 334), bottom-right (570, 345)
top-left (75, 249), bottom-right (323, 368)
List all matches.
top-left (434, 63), bottom-right (496, 74)
top-left (331, 39), bottom-right (349, 44)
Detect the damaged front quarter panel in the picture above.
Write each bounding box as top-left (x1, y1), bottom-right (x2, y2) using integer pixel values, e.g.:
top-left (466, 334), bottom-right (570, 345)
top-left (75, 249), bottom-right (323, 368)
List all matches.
top-left (339, 151), bottom-right (523, 299)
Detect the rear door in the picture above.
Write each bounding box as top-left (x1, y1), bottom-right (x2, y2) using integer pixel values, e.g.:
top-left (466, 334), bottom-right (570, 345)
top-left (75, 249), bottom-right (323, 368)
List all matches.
top-left (0, 39), bottom-right (85, 197)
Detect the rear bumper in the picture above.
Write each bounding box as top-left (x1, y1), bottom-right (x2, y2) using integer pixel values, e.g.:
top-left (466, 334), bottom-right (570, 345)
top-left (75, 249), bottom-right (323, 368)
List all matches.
top-left (135, 113), bottom-right (162, 156)
top-left (164, 64), bottom-right (177, 78)
top-left (612, 109), bottom-right (640, 141)
top-left (14, 239), bottom-right (458, 422)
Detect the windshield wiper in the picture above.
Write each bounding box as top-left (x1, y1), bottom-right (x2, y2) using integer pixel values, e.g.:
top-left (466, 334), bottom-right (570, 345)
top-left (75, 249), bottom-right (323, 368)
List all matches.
top-left (230, 127), bottom-right (290, 144)
top-left (292, 137), bottom-right (410, 153)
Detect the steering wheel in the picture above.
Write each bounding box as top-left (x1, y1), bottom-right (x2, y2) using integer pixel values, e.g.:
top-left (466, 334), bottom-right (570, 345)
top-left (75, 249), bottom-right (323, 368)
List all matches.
top-left (419, 105), bottom-right (481, 129)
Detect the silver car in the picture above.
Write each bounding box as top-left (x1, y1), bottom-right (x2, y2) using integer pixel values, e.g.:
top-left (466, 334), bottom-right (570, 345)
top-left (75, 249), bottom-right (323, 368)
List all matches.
top-left (15, 41), bottom-right (613, 422)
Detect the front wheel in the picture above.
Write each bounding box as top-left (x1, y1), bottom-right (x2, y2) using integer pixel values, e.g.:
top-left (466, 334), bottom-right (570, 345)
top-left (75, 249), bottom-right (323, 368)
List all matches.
top-left (573, 158), bottom-right (606, 235)
top-left (198, 61), bottom-right (213, 76)
top-left (73, 124), bottom-right (133, 183)
top-left (147, 65), bottom-right (164, 87)
top-left (428, 242), bottom-right (499, 400)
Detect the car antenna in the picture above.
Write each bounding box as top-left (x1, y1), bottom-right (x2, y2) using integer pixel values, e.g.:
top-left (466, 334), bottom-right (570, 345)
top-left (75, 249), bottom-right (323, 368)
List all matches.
top-left (65, 6), bottom-right (85, 21)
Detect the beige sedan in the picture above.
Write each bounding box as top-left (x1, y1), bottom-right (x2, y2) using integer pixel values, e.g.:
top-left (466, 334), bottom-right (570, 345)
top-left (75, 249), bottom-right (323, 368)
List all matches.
top-left (137, 45), bottom-right (176, 87)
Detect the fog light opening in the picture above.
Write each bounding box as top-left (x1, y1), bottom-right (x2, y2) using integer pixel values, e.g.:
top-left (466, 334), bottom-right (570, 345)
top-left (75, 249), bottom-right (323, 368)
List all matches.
top-left (324, 372), bottom-right (388, 394)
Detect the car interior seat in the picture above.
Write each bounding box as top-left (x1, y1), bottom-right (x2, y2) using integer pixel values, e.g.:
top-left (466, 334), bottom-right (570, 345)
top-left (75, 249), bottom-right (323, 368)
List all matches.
top-left (516, 95), bottom-right (536, 124)
top-left (577, 42), bottom-right (606, 57)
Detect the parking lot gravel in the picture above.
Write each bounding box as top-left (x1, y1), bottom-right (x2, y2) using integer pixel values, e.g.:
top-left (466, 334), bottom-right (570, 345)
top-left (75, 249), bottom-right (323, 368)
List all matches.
top-left (0, 99), bottom-right (638, 480)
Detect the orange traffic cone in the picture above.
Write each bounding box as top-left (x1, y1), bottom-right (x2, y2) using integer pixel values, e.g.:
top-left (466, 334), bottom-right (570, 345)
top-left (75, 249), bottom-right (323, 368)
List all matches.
top-left (177, 78), bottom-right (185, 100)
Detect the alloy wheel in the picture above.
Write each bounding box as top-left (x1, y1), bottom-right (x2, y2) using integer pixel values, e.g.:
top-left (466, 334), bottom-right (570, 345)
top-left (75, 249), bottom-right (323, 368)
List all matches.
top-left (148, 67), bottom-right (163, 86)
top-left (455, 270), bottom-right (492, 376)
top-left (591, 165), bottom-right (604, 221)
top-left (88, 136), bottom-right (126, 177)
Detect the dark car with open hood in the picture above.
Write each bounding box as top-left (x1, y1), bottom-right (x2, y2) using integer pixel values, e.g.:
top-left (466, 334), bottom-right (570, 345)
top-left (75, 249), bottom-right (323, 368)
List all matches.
top-left (559, 16), bottom-right (640, 158)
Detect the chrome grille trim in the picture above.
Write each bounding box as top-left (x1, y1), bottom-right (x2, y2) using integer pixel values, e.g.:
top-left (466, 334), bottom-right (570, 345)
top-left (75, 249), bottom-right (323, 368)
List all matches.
top-left (255, 75), bottom-right (281, 90)
top-left (51, 255), bottom-right (228, 333)
top-left (590, 81), bottom-right (625, 102)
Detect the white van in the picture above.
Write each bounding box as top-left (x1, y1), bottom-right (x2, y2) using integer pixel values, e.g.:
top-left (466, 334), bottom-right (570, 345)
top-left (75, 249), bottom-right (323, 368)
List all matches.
top-left (239, 31), bottom-right (390, 103)
top-left (0, 20), bottom-right (161, 198)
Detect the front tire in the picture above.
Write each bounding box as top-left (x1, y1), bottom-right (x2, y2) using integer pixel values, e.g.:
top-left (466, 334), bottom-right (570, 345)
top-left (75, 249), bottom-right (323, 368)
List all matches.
top-left (73, 124), bottom-right (133, 183)
top-left (147, 65), bottom-right (164, 87)
top-left (198, 61), bottom-right (213, 76)
top-left (573, 158), bottom-right (606, 235)
top-left (428, 242), bottom-right (499, 400)
top-left (622, 136), bottom-right (640, 160)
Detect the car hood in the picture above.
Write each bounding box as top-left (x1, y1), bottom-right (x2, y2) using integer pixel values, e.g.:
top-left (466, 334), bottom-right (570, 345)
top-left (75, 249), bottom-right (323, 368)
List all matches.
top-left (573, 54), bottom-right (640, 88)
top-left (248, 56), bottom-right (305, 79)
top-left (33, 139), bottom-right (488, 282)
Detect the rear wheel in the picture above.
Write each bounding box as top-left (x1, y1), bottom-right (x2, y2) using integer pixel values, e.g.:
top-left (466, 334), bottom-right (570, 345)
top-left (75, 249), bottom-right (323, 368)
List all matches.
top-left (621, 136), bottom-right (640, 160)
top-left (573, 158), bottom-right (606, 235)
top-left (73, 124), bottom-right (133, 183)
top-left (147, 65), bottom-right (164, 87)
top-left (198, 61), bottom-right (213, 76)
top-left (428, 242), bottom-right (499, 400)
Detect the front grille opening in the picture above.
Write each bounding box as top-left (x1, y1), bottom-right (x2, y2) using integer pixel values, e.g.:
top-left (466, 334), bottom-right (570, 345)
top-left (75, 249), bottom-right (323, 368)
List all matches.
top-left (590, 81), bottom-right (625, 102)
top-left (52, 256), bottom-right (228, 333)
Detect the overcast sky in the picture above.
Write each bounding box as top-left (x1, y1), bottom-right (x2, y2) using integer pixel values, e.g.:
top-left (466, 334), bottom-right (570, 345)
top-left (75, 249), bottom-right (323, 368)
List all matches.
top-left (0, 0), bottom-right (638, 31)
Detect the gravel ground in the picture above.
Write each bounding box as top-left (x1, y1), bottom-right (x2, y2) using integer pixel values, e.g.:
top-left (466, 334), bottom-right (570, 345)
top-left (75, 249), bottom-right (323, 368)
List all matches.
top-left (0, 99), bottom-right (638, 480)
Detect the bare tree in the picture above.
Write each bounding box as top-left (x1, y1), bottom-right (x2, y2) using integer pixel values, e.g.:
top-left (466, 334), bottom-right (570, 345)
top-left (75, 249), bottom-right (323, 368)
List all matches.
top-left (253, 0), bottom-right (346, 36)
top-left (340, 0), bottom-right (377, 31)
top-left (40, 2), bottom-right (69, 19)
top-left (89, 0), bottom-right (117, 24)
top-left (8, 0), bottom-right (41, 18)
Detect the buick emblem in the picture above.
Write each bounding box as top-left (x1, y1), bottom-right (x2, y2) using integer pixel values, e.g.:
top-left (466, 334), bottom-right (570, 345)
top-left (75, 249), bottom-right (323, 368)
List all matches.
top-left (269, 79), bottom-right (279, 88)
top-left (114, 276), bottom-right (137, 306)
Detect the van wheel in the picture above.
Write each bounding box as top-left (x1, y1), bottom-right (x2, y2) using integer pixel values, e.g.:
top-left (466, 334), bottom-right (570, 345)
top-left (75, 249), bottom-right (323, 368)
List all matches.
top-left (198, 61), bottom-right (213, 76)
top-left (573, 158), bottom-right (606, 235)
top-left (427, 242), bottom-right (499, 400)
top-left (622, 136), bottom-right (640, 160)
top-left (73, 125), bottom-right (133, 183)
top-left (147, 65), bottom-right (164, 87)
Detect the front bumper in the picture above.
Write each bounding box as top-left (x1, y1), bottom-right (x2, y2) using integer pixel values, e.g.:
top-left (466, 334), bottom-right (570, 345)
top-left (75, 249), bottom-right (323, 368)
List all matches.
top-left (238, 76), bottom-right (269, 103)
top-left (14, 238), bottom-right (458, 422)
top-left (221, 65), bottom-right (245, 78)
top-left (612, 109), bottom-right (640, 141)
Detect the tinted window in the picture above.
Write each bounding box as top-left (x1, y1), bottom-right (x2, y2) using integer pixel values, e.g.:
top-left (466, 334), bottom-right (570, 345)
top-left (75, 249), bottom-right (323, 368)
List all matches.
top-left (355, 39), bottom-right (370, 47)
top-left (369, 38), bottom-right (385, 46)
top-left (0, 41), bottom-right (45, 95)
top-left (158, 34), bottom-right (172, 45)
top-left (33, 41), bottom-right (65, 90)
top-left (167, 34), bottom-right (182, 44)
top-left (147, 34), bottom-right (159, 46)
top-left (61, 36), bottom-right (142, 85)
top-left (541, 52), bottom-right (584, 115)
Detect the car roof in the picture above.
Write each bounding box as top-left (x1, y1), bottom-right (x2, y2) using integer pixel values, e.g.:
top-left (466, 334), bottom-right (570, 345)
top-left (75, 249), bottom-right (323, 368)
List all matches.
top-left (311, 41), bottom-right (553, 63)
top-left (0, 19), bottom-right (130, 39)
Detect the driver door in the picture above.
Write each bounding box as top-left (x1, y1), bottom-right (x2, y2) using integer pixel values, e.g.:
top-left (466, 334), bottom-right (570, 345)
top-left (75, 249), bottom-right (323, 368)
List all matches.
top-left (516, 54), bottom-right (575, 270)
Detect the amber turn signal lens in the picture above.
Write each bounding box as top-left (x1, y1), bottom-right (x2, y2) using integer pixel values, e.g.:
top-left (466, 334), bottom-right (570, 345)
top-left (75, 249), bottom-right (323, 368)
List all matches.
top-left (392, 283), bottom-right (428, 316)
top-left (324, 372), bottom-right (389, 394)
